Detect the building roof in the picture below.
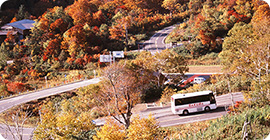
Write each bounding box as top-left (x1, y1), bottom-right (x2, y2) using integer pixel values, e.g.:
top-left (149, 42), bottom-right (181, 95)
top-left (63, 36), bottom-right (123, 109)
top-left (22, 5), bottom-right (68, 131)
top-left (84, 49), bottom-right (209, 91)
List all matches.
top-left (1, 25), bottom-right (13, 30)
top-left (0, 30), bottom-right (17, 36)
top-left (7, 19), bottom-right (35, 30)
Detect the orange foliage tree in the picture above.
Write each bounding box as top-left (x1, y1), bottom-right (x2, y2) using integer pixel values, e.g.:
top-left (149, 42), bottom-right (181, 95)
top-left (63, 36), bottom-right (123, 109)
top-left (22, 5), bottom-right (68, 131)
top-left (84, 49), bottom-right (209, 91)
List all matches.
top-left (4, 31), bottom-right (15, 43)
top-left (65, 0), bottom-right (102, 26)
top-left (61, 24), bottom-right (87, 57)
top-left (27, 6), bottom-right (71, 58)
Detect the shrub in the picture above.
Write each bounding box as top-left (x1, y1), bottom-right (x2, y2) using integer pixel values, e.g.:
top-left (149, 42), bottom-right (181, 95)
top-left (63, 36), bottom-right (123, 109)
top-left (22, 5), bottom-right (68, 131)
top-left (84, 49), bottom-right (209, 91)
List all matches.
top-left (160, 87), bottom-right (177, 104)
top-left (163, 105), bottom-right (270, 140)
top-left (201, 105), bottom-right (270, 139)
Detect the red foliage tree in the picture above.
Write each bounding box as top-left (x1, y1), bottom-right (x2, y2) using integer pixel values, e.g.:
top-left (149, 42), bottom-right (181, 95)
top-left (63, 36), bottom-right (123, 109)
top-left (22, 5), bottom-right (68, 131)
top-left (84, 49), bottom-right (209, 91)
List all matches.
top-left (7, 82), bottom-right (25, 93)
top-left (44, 38), bottom-right (61, 58)
top-left (50, 18), bottom-right (69, 34)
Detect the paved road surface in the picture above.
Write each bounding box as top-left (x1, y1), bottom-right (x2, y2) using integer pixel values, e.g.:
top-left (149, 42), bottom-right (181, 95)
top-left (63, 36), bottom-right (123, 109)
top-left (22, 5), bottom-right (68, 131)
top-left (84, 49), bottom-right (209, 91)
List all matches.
top-left (0, 92), bottom-right (245, 140)
top-left (0, 124), bottom-right (34, 140)
top-left (143, 25), bottom-right (178, 54)
top-left (94, 92), bottom-right (244, 127)
top-left (0, 78), bottom-right (101, 140)
top-left (141, 92), bottom-right (244, 127)
top-left (0, 78), bottom-right (101, 114)
top-left (0, 24), bottom-right (240, 139)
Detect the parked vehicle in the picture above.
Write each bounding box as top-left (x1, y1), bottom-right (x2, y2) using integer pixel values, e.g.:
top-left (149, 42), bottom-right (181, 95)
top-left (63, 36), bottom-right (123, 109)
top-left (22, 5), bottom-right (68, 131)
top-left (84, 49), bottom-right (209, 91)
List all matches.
top-left (192, 77), bottom-right (206, 84)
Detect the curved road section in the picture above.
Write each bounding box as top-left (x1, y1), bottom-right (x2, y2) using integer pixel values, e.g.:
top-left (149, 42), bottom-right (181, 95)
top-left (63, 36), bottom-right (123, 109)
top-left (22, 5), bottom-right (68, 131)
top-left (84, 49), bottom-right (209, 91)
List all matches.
top-left (0, 78), bottom-right (101, 114)
top-left (94, 92), bottom-right (244, 127)
top-left (140, 92), bottom-right (244, 127)
top-left (0, 24), bottom-right (176, 113)
top-left (143, 25), bottom-right (176, 53)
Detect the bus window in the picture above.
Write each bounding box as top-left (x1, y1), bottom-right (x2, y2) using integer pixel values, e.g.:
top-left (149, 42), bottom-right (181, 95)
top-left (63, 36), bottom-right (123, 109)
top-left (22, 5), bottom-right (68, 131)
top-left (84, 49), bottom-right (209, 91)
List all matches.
top-left (209, 94), bottom-right (216, 104)
top-left (175, 99), bottom-right (183, 106)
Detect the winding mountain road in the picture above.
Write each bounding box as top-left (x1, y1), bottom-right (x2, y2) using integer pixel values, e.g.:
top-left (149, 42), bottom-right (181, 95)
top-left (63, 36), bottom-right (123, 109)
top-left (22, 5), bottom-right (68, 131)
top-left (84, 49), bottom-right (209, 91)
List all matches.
top-left (0, 78), bottom-right (101, 114)
top-left (140, 92), bottom-right (244, 127)
top-left (0, 24), bottom-right (240, 139)
top-left (0, 24), bottom-right (178, 114)
top-left (94, 92), bottom-right (244, 127)
top-left (0, 78), bottom-right (101, 140)
top-left (143, 25), bottom-right (177, 53)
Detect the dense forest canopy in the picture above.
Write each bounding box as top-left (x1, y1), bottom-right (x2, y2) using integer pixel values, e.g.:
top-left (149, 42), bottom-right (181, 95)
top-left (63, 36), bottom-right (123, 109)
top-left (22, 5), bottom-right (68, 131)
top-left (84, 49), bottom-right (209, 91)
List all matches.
top-left (0, 0), bottom-right (268, 99)
top-left (0, 0), bottom-right (74, 24)
top-left (0, 0), bottom-right (269, 139)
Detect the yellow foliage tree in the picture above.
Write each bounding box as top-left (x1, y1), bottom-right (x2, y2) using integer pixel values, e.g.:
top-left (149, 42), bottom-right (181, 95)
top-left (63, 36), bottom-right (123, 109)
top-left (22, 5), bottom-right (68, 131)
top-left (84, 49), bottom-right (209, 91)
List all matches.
top-left (127, 115), bottom-right (160, 140)
top-left (219, 4), bottom-right (270, 106)
top-left (94, 119), bottom-right (126, 140)
top-left (160, 87), bottom-right (177, 104)
top-left (34, 100), bottom-right (95, 139)
top-left (162, 0), bottom-right (180, 17)
top-left (95, 115), bottom-right (160, 140)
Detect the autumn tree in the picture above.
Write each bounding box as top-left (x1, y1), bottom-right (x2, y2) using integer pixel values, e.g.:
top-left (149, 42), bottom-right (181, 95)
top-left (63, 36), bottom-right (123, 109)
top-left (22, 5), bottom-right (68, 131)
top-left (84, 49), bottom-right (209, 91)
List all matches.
top-left (219, 22), bottom-right (255, 72)
top-left (126, 115), bottom-right (160, 140)
top-left (0, 44), bottom-right (8, 70)
top-left (5, 31), bottom-right (15, 44)
top-left (109, 9), bottom-right (131, 47)
top-left (27, 6), bottom-right (71, 57)
top-left (65, 0), bottom-right (102, 26)
top-left (246, 4), bottom-right (270, 106)
top-left (219, 4), bottom-right (270, 106)
top-left (94, 115), bottom-right (160, 140)
top-left (233, 0), bottom-right (254, 16)
top-left (93, 63), bottom-right (144, 129)
top-left (131, 50), bottom-right (188, 87)
top-left (188, 0), bottom-right (203, 12)
top-left (14, 5), bottom-right (30, 21)
top-left (162, 0), bottom-right (180, 17)
top-left (71, 84), bottom-right (101, 114)
top-left (34, 100), bottom-right (96, 139)
top-left (61, 24), bottom-right (102, 60)
top-left (0, 106), bottom-right (33, 140)
top-left (94, 119), bottom-right (126, 140)
top-left (194, 5), bottom-right (226, 52)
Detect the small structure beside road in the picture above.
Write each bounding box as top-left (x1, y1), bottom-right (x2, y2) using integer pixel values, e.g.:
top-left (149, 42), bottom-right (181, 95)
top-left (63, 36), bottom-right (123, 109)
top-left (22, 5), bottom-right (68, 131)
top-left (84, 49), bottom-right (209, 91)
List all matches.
top-left (0, 19), bottom-right (36, 43)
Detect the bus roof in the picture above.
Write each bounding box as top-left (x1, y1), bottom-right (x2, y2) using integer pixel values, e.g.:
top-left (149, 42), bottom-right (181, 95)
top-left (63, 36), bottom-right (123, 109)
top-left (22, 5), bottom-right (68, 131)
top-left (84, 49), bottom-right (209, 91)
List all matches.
top-left (171, 90), bottom-right (213, 99)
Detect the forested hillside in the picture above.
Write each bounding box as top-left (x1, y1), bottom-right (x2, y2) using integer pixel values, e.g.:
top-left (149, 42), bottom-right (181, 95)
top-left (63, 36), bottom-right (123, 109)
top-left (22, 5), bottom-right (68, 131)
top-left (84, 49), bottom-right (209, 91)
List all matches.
top-left (0, 0), bottom-right (269, 139)
top-left (0, 0), bottom-right (268, 96)
top-left (0, 0), bottom-right (74, 25)
top-left (167, 0), bottom-right (266, 57)
top-left (0, 0), bottom-right (188, 96)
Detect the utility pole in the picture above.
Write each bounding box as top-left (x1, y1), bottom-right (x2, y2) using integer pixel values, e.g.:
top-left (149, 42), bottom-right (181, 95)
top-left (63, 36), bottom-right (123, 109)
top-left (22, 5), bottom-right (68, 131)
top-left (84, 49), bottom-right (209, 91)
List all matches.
top-left (125, 24), bottom-right (128, 50)
top-left (110, 51), bottom-right (112, 65)
top-left (45, 76), bottom-right (47, 88)
top-left (227, 74), bottom-right (234, 110)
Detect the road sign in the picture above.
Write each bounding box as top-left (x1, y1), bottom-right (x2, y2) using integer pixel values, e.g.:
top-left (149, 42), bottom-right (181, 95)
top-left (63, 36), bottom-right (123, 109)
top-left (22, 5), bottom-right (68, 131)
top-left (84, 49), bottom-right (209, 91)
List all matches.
top-left (113, 51), bottom-right (124, 58)
top-left (100, 55), bottom-right (112, 62)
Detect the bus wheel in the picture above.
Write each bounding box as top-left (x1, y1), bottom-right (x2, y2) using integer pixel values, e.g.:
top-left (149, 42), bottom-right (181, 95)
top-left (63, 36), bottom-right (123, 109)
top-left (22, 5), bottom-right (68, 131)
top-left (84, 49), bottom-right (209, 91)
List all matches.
top-left (205, 106), bottom-right (210, 112)
top-left (183, 110), bottom-right (189, 115)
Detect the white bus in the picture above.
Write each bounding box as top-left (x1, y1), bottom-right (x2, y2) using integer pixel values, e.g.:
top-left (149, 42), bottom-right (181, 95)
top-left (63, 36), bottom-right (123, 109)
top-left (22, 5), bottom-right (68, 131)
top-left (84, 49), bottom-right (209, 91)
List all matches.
top-left (171, 90), bottom-right (217, 115)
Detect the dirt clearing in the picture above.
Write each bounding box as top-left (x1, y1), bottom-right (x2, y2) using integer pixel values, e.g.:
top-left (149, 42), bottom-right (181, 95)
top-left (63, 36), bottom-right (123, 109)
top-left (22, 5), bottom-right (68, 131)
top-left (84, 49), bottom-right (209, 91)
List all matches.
top-left (188, 65), bottom-right (222, 73)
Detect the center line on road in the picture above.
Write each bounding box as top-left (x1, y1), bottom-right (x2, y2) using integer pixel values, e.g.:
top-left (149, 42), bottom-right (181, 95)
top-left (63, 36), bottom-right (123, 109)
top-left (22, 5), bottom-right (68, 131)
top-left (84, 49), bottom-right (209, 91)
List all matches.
top-left (158, 113), bottom-right (206, 123)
